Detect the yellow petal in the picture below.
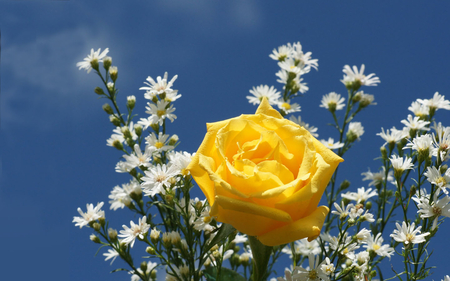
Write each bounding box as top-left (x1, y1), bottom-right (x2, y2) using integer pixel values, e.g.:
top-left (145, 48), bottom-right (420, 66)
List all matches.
top-left (255, 97), bottom-right (283, 119)
top-left (257, 205), bottom-right (329, 246)
top-left (214, 195), bottom-right (292, 223)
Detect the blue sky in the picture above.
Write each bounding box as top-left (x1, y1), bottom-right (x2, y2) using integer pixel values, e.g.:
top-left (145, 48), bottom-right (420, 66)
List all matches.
top-left (1, 1), bottom-right (450, 280)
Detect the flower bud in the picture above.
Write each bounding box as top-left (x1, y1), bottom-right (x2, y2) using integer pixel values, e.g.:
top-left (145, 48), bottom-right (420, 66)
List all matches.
top-left (169, 134), bottom-right (179, 146)
top-left (150, 228), bottom-right (161, 244)
top-left (112, 139), bottom-right (123, 151)
top-left (90, 234), bottom-right (101, 243)
top-left (231, 253), bottom-right (241, 266)
top-left (103, 56), bottom-right (112, 70)
top-left (102, 103), bottom-right (114, 115)
top-left (352, 91), bottom-right (362, 103)
top-left (440, 164), bottom-right (449, 174)
top-left (346, 131), bottom-right (358, 143)
top-left (127, 95), bottom-right (136, 110)
top-left (108, 228), bottom-right (118, 241)
top-left (132, 127), bottom-right (142, 140)
top-left (98, 217), bottom-right (106, 226)
top-left (121, 126), bottom-right (132, 139)
top-left (92, 222), bottom-right (101, 231)
top-left (109, 66), bottom-right (118, 82)
top-left (109, 115), bottom-right (121, 126)
top-left (146, 246), bottom-right (156, 255)
top-left (140, 261), bottom-right (147, 272)
top-left (94, 87), bottom-right (105, 96)
top-left (340, 180), bottom-right (350, 190)
top-left (380, 146), bottom-right (388, 160)
top-left (365, 201), bottom-right (372, 210)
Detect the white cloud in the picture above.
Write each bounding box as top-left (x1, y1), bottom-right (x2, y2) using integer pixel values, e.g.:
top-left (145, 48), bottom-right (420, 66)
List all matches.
top-left (1, 26), bottom-right (109, 130)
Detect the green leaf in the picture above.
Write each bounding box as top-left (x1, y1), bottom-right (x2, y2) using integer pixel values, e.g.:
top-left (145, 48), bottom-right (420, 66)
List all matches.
top-left (203, 267), bottom-right (247, 281)
top-left (248, 236), bottom-right (273, 281)
top-left (204, 223), bottom-right (236, 253)
top-left (110, 268), bottom-right (129, 273)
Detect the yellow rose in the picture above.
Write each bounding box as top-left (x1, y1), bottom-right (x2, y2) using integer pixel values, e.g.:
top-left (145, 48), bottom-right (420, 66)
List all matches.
top-left (187, 98), bottom-right (343, 246)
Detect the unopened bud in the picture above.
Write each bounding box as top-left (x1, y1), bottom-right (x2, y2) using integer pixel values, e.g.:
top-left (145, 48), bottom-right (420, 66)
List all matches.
top-left (108, 228), bottom-right (118, 241)
top-left (127, 95), bottom-right (136, 110)
top-left (94, 87), bottom-right (105, 96)
top-left (102, 103), bottom-right (114, 115)
top-left (112, 139), bottom-right (123, 151)
top-left (169, 134), bottom-right (179, 146)
top-left (109, 115), bottom-right (121, 126)
top-left (340, 180), bottom-right (350, 190)
top-left (121, 126), bottom-right (132, 139)
top-left (140, 261), bottom-right (147, 272)
top-left (90, 59), bottom-right (99, 71)
top-left (380, 146), bottom-right (388, 160)
top-left (109, 66), bottom-right (118, 82)
top-left (92, 222), bottom-right (101, 231)
top-left (346, 131), bottom-right (358, 143)
top-left (352, 91), bottom-right (362, 102)
top-left (90, 234), bottom-right (101, 243)
top-left (103, 56), bottom-right (112, 70)
top-left (98, 217), bottom-right (106, 226)
top-left (441, 164), bottom-right (449, 174)
top-left (365, 201), bottom-right (372, 210)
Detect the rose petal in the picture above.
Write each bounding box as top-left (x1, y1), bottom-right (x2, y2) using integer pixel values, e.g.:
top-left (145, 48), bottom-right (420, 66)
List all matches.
top-left (257, 206), bottom-right (329, 246)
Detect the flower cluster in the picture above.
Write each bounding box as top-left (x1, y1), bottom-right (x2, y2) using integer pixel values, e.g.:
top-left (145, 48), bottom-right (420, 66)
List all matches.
top-left (73, 44), bottom-right (450, 281)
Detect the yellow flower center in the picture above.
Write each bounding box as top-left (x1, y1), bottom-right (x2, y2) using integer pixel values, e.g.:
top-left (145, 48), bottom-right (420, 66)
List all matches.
top-left (181, 168), bottom-right (189, 176)
top-left (157, 110), bottom-right (166, 117)
top-left (155, 142), bottom-right (164, 149)
top-left (203, 216), bottom-right (212, 223)
top-left (405, 233), bottom-right (414, 243)
top-left (308, 270), bottom-right (318, 280)
top-left (436, 176), bottom-right (447, 186)
top-left (281, 102), bottom-right (291, 110)
top-left (373, 244), bottom-right (381, 251)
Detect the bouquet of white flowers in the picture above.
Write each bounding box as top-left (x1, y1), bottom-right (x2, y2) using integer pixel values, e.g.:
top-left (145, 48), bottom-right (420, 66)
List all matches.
top-left (73, 42), bottom-right (450, 281)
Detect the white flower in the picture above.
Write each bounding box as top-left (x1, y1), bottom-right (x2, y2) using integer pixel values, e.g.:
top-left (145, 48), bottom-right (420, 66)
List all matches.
top-left (282, 238), bottom-right (321, 258)
top-left (390, 221), bottom-right (429, 245)
top-left (269, 44), bottom-right (293, 61)
top-left (141, 164), bottom-right (179, 196)
top-left (341, 64), bottom-right (380, 87)
top-left (145, 132), bottom-right (174, 153)
top-left (320, 138), bottom-right (344, 150)
top-left (347, 122), bottom-right (365, 140)
top-left (355, 228), bottom-right (371, 244)
top-left (364, 233), bottom-right (394, 259)
top-left (73, 202), bottom-right (105, 229)
top-left (320, 92), bottom-right (345, 111)
top-left (118, 216), bottom-right (150, 248)
top-left (401, 114), bottom-right (430, 131)
top-left (109, 180), bottom-right (141, 210)
top-left (103, 248), bottom-right (120, 265)
top-left (278, 99), bottom-right (301, 114)
top-left (442, 275), bottom-right (450, 281)
top-left (140, 72), bottom-right (178, 99)
top-left (145, 100), bottom-right (177, 126)
top-left (331, 202), bottom-right (353, 219)
top-left (76, 48), bottom-right (109, 73)
top-left (424, 166), bottom-right (450, 194)
top-left (278, 58), bottom-right (305, 76)
top-left (168, 151), bottom-right (193, 176)
top-left (289, 116), bottom-right (318, 137)
top-left (390, 155), bottom-right (414, 173)
top-left (291, 42), bottom-right (318, 72)
top-left (413, 189), bottom-right (450, 229)
top-left (293, 254), bottom-right (330, 281)
top-left (408, 101), bottom-right (430, 117)
top-left (361, 167), bottom-right (394, 187)
top-left (122, 144), bottom-right (154, 169)
top-left (319, 258), bottom-right (334, 276)
top-left (377, 127), bottom-right (409, 147)
top-left (247, 85), bottom-right (281, 105)
top-left (342, 187), bottom-right (377, 204)
top-left (356, 91), bottom-right (376, 107)
top-left (417, 92), bottom-right (450, 111)
top-left (404, 134), bottom-right (434, 154)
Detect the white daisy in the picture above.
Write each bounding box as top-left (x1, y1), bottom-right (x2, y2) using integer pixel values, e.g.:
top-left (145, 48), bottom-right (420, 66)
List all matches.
top-left (413, 188), bottom-right (450, 229)
top-left (400, 114), bottom-right (430, 131)
top-left (76, 48), bottom-right (109, 73)
top-left (139, 72), bottom-right (178, 99)
top-left (145, 100), bottom-right (177, 126)
top-left (390, 221), bottom-right (429, 245)
top-left (145, 132), bottom-right (174, 152)
top-left (293, 254), bottom-right (330, 281)
top-left (319, 92), bottom-right (345, 111)
top-left (408, 101), bottom-right (430, 117)
top-left (377, 127), bottom-right (408, 147)
top-left (141, 164), bottom-right (179, 196)
top-left (320, 137), bottom-right (344, 150)
top-left (423, 166), bottom-right (450, 194)
top-left (341, 64), bottom-right (380, 87)
top-left (73, 202), bottom-right (105, 229)
top-left (277, 99), bottom-right (301, 114)
top-left (247, 85), bottom-right (281, 105)
top-left (417, 92), bottom-right (450, 111)
top-left (269, 44), bottom-right (293, 61)
top-left (363, 233), bottom-right (394, 259)
top-left (122, 144), bottom-right (154, 169)
top-left (347, 122), bottom-right (365, 140)
top-left (118, 216), bottom-right (150, 248)
top-left (341, 186), bottom-right (378, 204)
top-left (390, 155), bottom-right (414, 173)
top-left (361, 166), bottom-right (394, 187)
top-left (103, 248), bottom-right (120, 265)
